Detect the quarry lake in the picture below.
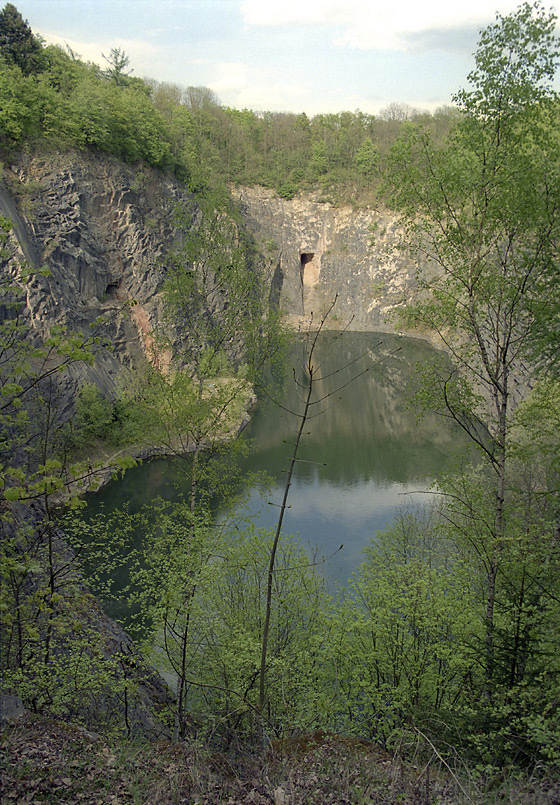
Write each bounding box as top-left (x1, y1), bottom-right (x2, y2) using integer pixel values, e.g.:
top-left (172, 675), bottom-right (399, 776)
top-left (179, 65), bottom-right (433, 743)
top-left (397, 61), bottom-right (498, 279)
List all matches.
top-left (84, 331), bottom-right (469, 590)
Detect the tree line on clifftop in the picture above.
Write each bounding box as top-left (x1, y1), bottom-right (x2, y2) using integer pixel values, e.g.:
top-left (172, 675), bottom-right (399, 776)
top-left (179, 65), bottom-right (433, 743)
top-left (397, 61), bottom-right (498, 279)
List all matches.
top-left (1, 2), bottom-right (461, 201)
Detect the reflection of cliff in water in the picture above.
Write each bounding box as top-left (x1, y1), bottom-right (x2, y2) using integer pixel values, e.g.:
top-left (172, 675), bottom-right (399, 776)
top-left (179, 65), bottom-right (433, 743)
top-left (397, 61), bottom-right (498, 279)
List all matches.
top-left (82, 331), bottom-right (471, 590)
top-left (245, 332), bottom-right (468, 485)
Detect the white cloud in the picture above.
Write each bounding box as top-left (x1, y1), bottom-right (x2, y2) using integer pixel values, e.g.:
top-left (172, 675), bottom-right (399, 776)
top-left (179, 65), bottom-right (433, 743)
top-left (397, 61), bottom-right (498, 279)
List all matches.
top-left (282, 479), bottom-right (431, 522)
top-left (207, 61), bottom-right (309, 112)
top-left (241, 0), bottom-right (530, 51)
top-left (209, 61), bottom-right (251, 94)
top-left (235, 82), bottom-right (309, 112)
top-left (241, 0), bottom-right (349, 27)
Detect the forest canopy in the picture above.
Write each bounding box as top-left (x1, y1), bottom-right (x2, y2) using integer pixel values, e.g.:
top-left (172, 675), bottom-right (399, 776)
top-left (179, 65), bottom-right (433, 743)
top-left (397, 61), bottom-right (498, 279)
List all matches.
top-left (0, 2), bottom-right (459, 200)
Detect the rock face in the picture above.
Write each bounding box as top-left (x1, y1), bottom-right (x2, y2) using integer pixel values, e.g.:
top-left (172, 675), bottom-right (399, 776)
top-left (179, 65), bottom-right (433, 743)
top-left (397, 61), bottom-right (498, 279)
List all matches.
top-left (1, 153), bottom-right (420, 402)
top-left (1, 152), bottom-right (185, 402)
top-left (231, 186), bottom-right (419, 331)
top-left (0, 692), bottom-right (25, 730)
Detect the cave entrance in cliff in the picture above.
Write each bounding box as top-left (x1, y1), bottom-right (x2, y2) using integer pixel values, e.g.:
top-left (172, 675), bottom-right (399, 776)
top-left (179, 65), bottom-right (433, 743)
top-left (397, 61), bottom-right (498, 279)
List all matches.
top-left (300, 253), bottom-right (317, 287)
top-left (104, 282), bottom-right (120, 300)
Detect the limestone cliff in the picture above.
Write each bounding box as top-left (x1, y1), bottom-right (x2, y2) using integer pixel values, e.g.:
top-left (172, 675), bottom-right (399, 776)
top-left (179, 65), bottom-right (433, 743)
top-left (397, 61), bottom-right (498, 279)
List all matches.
top-left (0, 152), bottom-right (185, 403)
top-left (231, 186), bottom-right (419, 331)
top-left (1, 153), bottom-right (420, 402)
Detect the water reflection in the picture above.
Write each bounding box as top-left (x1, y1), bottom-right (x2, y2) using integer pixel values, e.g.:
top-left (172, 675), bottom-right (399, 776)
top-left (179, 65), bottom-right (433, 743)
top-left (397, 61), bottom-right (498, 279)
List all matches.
top-left (85, 332), bottom-right (468, 587)
top-left (241, 331), bottom-right (462, 483)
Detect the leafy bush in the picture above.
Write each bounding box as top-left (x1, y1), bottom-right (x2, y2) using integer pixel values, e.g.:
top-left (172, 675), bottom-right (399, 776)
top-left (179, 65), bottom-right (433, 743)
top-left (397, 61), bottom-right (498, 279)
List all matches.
top-left (74, 383), bottom-right (115, 441)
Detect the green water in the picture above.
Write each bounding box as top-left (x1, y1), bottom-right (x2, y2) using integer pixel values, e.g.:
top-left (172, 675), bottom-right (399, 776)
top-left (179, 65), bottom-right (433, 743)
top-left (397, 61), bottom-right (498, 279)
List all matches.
top-left (85, 331), bottom-right (468, 587)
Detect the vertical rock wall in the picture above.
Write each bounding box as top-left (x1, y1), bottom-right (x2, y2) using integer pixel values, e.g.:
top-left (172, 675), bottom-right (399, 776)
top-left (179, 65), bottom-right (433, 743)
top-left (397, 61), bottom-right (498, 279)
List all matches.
top-left (0, 152), bottom-right (424, 410)
top-left (0, 152), bottom-right (185, 400)
top-left (231, 186), bottom-right (420, 331)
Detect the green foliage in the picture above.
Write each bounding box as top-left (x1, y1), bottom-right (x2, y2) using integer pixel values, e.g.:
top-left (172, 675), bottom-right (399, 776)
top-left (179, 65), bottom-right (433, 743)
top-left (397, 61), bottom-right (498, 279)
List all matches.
top-left (355, 136), bottom-right (379, 177)
top-left (0, 219), bottom-right (148, 730)
top-left (0, 221), bottom-right (113, 503)
top-left (277, 179), bottom-right (298, 199)
top-left (116, 497), bottom-right (329, 742)
top-left (388, 6), bottom-right (560, 378)
top-left (185, 527), bottom-right (328, 738)
top-left (59, 505), bottom-right (141, 617)
top-left (1, 4), bottom-right (558, 782)
top-left (435, 460), bottom-right (560, 768)
top-left (74, 383), bottom-right (115, 441)
top-left (0, 2), bottom-right (43, 75)
top-left (333, 508), bottom-right (476, 744)
top-left (454, 1), bottom-right (559, 118)
top-left (0, 7), bottom-right (459, 198)
top-left (381, 2), bottom-right (560, 770)
top-left (66, 381), bottom-right (153, 450)
top-left (0, 34), bottom-right (176, 172)
top-left (0, 61), bottom-right (39, 143)
top-left (102, 47), bottom-right (132, 86)
top-left (1, 508), bottom-right (153, 732)
top-left (58, 189), bottom-right (286, 740)
top-left (159, 189), bottom-right (286, 393)
top-left (512, 379), bottom-right (560, 479)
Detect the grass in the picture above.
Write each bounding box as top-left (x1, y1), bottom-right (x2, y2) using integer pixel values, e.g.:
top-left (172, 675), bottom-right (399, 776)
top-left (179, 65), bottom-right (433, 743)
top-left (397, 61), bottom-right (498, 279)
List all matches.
top-left (2, 716), bottom-right (559, 804)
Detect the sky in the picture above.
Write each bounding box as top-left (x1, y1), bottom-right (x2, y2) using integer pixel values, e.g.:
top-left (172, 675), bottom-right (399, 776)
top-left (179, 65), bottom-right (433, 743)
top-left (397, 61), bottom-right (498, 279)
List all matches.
top-left (13, 0), bottom-right (560, 116)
